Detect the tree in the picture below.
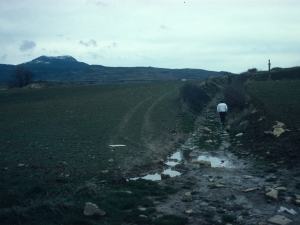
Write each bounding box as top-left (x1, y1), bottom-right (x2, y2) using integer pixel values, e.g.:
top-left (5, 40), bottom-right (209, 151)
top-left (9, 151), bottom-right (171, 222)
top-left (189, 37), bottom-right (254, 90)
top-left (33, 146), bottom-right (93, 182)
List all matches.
top-left (247, 68), bottom-right (258, 73)
top-left (8, 66), bottom-right (35, 88)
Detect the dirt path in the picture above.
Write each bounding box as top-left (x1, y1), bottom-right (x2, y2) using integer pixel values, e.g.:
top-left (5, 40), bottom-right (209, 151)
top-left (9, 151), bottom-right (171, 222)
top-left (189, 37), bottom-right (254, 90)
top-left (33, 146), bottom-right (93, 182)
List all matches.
top-left (151, 96), bottom-right (300, 225)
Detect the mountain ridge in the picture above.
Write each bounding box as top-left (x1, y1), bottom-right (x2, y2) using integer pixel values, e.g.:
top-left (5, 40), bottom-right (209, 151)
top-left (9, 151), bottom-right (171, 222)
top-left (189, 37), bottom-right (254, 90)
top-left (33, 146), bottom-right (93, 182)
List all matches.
top-left (0, 55), bottom-right (233, 84)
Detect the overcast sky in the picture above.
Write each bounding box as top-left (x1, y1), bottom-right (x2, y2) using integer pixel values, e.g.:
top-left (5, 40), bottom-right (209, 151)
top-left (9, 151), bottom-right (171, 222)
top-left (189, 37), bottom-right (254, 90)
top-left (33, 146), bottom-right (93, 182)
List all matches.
top-left (1, 0), bottom-right (299, 73)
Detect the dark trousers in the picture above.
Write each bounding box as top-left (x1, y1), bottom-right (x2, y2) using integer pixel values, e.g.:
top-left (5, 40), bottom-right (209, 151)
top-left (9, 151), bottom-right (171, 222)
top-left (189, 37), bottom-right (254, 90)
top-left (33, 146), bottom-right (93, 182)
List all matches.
top-left (219, 112), bottom-right (226, 123)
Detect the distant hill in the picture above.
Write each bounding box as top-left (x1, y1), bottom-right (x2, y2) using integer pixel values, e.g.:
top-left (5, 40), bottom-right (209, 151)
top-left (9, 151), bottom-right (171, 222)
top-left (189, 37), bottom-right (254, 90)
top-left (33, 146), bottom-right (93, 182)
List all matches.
top-left (0, 55), bottom-right (232, 84)
top-left (22, 55), bottom-right (89, 68)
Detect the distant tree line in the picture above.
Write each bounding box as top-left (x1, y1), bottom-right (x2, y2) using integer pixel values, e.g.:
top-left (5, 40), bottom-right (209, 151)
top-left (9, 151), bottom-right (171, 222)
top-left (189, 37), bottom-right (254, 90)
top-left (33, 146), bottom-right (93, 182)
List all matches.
top-left (8, 66), bottom-right (35, 88)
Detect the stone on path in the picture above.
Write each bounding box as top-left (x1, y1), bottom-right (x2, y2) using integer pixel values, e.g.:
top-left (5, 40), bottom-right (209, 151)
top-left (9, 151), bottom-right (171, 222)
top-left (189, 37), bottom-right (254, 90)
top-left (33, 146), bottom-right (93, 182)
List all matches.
top-left (266, 188), bottom-right (278, 201)
top-left (242, 187), bottom-right (259, 192)
top-left (236, 133), bottom-right (243, 137)
top-left (203, 127), bottom-right (212, 133)
top-left (185, 209), bottom-right (195, 215)
top-left (242, 175), bottom-right (253, 179)
top-left (267, 215), bottom-right (293, 225)
top-left (182, 192), bottom-right (193, 202)
top-left (190, 159), bottom-right (211, 167)
top-left (84, 202), bottom-right (106, 216)
top-left (225, 125), bottom-right (231, 132)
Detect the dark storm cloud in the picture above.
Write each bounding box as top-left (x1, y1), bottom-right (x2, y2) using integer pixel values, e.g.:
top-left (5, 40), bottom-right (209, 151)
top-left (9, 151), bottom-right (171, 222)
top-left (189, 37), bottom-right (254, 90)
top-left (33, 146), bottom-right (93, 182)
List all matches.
top-left (79, 39), bottom-right (97, 47)
top-left (19, 40), bottom-right (36, 52)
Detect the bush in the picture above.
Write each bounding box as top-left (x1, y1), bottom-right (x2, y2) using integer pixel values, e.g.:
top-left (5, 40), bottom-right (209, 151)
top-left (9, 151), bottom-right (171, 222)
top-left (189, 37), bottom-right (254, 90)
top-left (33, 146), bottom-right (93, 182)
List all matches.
top-left (224, 74), bottom-right (250, 111)
top-left (224, 83), bottom-right (248, 111)
top-left (8, 65), bottom-right (35, 88)
top-left (179, 83), bottom-right (210, 113)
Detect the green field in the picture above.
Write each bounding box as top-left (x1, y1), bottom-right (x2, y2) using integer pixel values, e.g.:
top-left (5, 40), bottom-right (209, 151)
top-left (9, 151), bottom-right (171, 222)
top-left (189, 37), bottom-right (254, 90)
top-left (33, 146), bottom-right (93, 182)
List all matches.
top-left (0, 82), bottom-right (192, 182)
top-left (0, 81), bottom-right (197, 224)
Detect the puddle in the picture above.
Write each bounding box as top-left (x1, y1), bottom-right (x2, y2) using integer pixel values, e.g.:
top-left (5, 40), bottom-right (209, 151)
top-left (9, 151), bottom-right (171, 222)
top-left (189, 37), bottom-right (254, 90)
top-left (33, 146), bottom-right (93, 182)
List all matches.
top-left (130, 169), bottom-right (181, 181)
top-left (278, 206), bottom-right (297, 215)
top-left (130, 132), bottom-right (244, 181)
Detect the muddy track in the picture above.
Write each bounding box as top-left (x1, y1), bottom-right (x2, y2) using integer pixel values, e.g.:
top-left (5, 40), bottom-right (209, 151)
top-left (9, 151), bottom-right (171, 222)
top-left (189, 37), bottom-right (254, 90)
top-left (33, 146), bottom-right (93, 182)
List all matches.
top-left (145, 95), bottom-right (300, 225)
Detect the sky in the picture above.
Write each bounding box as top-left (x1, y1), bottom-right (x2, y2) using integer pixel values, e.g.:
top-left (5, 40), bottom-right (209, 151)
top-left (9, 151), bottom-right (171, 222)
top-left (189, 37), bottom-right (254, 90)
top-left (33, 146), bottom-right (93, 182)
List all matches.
top-left (1, 0), bottom-right (300, 73)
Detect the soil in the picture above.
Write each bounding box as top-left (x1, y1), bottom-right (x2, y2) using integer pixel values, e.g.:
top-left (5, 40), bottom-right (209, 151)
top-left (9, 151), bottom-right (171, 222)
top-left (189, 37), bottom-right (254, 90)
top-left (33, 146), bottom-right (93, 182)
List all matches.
top-left (125, 95), bottom-right (300, 225)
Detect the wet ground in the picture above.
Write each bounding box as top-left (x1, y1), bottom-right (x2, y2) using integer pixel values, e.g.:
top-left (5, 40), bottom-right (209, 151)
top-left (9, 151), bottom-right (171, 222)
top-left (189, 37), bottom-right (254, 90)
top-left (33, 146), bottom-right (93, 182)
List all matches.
top-left (129, 96), bottom-right (300, 225)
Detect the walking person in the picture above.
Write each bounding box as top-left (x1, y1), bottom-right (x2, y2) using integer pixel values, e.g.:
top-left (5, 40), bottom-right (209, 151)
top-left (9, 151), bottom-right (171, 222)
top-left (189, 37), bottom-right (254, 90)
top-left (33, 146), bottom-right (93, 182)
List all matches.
top-left (217, 100), bottom-right (228, 124)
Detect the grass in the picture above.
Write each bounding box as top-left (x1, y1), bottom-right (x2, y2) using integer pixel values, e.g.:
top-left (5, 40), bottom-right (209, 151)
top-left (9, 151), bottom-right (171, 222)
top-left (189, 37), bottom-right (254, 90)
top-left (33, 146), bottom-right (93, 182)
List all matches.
top-left (247, 80), bottom-right (300, 128)
top-left (0, 81), bottom-right (191, 225)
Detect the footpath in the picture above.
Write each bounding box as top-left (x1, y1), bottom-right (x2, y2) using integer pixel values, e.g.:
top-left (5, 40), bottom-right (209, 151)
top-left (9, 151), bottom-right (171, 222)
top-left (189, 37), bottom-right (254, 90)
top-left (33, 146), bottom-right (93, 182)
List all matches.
top-left (154, 96), bottom-right (300, 225)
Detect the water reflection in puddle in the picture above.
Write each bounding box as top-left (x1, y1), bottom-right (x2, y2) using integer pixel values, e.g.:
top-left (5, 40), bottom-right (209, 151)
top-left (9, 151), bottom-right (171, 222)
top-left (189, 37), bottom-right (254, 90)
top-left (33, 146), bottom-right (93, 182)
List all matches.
top-left (131, 138), bottom-right (244, 181)
top-left (131, 169), bottom-right (181, 181)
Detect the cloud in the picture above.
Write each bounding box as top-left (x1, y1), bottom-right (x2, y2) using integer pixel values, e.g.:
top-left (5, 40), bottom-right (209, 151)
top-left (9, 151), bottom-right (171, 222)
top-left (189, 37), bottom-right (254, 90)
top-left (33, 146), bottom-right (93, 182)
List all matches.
top-left (19, 40), bottom-right (36, 52)
top-left (0, 54), bottom-right (7, 62)
top-left (160, 25), bottom-right (170, 30)
top-left (88, 52), bottom-right (104, 59)
top-left (79, 39), bottom-right (97, 47)
top-left (86, 0), bottom-right (108, 7)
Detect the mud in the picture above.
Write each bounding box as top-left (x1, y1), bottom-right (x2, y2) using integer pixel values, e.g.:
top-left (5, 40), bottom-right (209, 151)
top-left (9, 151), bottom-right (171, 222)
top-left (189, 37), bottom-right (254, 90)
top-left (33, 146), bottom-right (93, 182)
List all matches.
top-left (128, 96), bottom-right (300, 225)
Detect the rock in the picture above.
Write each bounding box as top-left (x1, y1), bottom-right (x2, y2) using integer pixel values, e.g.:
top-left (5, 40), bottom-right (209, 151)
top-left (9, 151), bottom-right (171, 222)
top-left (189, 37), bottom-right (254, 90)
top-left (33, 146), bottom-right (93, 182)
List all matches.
top-left (108, 159), bottom-right (114, 162)
top-left (161, 174), bottom-right (170, 180)
top-left (236, 216), bottom-right (244, 224)
top-left (273, 128), bottom-right (285, 137)
top-left (215, 184), bottom-right (226, 188)
top-left (182, 192), bottom-right (193, 202)
top-left (154, 158), bottom-right (164, 164)
top-left (295, 194), bottom-right (300, 200)
top-left (242, 175), bottom-right (253, 179)
top-left (267, 215), bottom-right (293, 225)
top-left (205, 140), bottom-right (213, 143)
top-left (84, 202), bottom-right (106, 216)
top-left (242, 187), bottom-right (258, 192)
top-left (236, 133), bottom-right (243, 137)
top-left (200, 160), bottom-right (211, 166)
top-left (284, 197), bottom-right (293, 203)
top-left (208, 179), bottom-right (214, 182)
top-left (190, 160), bottom-right (211, 167)
top-left (266, 188), bottom-right (278, 201)
top-left (203, 127), bottom-right (212, 133)
top-left (185, 209), bottom-right (195, 215)
top-left (295, 200), bottom-right (300, 206)
top-left (101, 170), bottom-right (108, 174)
top-left (273, 121), bottom-right (286, 128)
top-left (274, 187), bottom-right (287, 191)
top-left (258, 117), bottom-right (265, 121)
top-left (225, 125), bottom-right (231, 132)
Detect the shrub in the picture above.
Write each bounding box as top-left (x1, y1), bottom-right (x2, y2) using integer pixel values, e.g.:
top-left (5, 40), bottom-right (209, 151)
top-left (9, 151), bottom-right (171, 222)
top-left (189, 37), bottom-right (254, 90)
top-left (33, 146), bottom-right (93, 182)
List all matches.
top-left (179, 83), bottom-right (210, 113)
top-left (8, 65), bottom-right (35, 88)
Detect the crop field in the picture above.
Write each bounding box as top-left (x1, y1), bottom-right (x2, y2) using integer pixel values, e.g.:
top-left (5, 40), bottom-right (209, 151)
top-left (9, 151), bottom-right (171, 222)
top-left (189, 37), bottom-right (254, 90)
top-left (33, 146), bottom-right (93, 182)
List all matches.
top-left (0, 81), bottom-right (196, 224)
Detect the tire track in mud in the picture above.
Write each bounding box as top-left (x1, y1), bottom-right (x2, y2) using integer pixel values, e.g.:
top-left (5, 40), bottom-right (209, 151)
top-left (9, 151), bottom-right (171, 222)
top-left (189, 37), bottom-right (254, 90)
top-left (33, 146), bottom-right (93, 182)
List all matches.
top-left (109, 96), bottom-right (152, 145)
top-left (140, 92), bottom-right (172, 153)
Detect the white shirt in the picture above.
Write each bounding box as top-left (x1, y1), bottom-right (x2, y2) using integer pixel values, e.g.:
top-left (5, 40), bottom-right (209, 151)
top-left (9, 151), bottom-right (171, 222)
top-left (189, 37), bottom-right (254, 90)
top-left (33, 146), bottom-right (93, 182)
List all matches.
top-left (217, 103), bottom-right (228, 112)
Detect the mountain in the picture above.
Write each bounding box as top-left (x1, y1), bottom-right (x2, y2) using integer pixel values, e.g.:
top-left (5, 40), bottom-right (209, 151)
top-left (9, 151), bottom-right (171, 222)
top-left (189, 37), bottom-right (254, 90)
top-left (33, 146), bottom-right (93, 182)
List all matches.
top-left (0, 56), bottom-right (231, 84)
top-left (21, 55), bottom-right (89, 68)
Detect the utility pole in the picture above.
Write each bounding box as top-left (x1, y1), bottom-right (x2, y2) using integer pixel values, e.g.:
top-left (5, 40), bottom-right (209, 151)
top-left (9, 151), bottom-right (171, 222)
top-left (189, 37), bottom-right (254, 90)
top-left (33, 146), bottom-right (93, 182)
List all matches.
top-left (268, 59), bottom-right (271, 81)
